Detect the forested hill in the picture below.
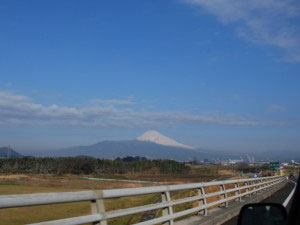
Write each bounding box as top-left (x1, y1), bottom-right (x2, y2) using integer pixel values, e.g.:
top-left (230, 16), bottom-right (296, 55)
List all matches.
top-left (0, 147), bottom-right (22, 158)
top-left (0, 156), bottom-right (190, 174)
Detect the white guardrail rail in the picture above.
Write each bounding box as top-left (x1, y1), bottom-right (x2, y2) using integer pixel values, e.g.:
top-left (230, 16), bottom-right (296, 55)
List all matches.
top-left (0, 175), bottom-right (287, 225)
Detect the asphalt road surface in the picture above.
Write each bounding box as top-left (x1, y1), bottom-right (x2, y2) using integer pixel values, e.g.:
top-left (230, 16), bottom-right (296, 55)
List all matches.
top-left (222, 176), bottom-right (298, 225)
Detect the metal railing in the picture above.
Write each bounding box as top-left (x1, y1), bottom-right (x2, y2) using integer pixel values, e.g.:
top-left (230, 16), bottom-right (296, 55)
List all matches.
top-left (0, 175), bottom-right (287, 225)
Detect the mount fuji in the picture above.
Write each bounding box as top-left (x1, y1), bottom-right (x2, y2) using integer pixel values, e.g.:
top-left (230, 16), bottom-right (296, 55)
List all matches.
top-left (137, 130), bottom-right (195, 150)
top-left (41, 131), bottom-right (237, 160)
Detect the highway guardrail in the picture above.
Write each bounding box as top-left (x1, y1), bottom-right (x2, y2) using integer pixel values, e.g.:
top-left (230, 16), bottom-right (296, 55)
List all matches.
top-left (0, 175), bottom-right (287, 225)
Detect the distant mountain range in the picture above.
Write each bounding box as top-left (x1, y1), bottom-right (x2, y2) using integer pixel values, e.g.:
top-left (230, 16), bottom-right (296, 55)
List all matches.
top-left (3, 130), bottom-right (299, 162)
top-left (44, 131), bottom-right (241, 161)
top-left (50, 140), bottom-right (202, 160)
top-left (0, 147), bottom-right (22, 158)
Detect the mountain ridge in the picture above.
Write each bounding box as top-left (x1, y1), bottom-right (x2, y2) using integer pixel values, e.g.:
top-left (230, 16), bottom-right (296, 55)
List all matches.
top-left (0, 147), bottom-right (23, 158)
top-left (39, 139), bottom-right (243, 161)
top-left (34, 130), bottom-right (242, 160)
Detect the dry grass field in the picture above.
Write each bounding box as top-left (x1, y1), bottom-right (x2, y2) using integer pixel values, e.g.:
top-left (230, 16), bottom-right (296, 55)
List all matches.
top-left (0, 174), bottom-right (159, 225)
top-left (0, 166), bottom-right (237, 225)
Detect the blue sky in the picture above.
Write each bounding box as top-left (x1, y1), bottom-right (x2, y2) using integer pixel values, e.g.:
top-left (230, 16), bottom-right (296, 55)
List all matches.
top-left (0, 0), bottom-right (300, 153)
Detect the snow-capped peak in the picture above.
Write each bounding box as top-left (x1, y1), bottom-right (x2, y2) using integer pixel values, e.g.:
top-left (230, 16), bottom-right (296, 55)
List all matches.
top-left (137, 130), bottom-right (195, 149)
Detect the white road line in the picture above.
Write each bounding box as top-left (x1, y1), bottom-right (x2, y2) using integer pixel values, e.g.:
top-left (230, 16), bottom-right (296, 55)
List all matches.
top-left (283, 180), bottom-right (297, 207)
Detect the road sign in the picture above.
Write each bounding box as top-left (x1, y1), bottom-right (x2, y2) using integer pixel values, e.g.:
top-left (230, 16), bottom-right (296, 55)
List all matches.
top-left (269, 162), bottom-right (280, 170)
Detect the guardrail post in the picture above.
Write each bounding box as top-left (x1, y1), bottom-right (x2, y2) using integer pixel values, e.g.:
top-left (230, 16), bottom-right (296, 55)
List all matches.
top-left (262, 179), bottom-right (265, 190)
top-left (257, 179), bottom-right (262, 193)
top-left (253, 179), bottom-right (258, 194)
top-left (262, 178), bottom-right (267, 190)
top-left (259, 179), bottom-right (263, 191)
top-left (234, 181), bottom-right (242, 202)
top-left (268, 178), bottom-right (273, 188)
top-left (197, 186), bottom-right (208, 215)
top-left (219, 183), bottom-right (228, 208)
top-left (91, 199), bottom-right (107, 225)
top-left (161, 191), bottom-right (174, 225)
top-left (245, 180), bottom-right (251, 197)
top-left (268, 177), bottom-right (273, 187)
top-left (256, 179), bottom-right (262, 193)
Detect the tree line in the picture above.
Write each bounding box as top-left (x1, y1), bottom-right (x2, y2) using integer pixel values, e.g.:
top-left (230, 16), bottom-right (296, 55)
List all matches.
top-left (0, 156), bottom-right (190, 175)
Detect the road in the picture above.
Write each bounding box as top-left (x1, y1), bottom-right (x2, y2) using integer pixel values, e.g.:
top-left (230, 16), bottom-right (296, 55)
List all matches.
top-left (222, 176), bottom-right (297, 225)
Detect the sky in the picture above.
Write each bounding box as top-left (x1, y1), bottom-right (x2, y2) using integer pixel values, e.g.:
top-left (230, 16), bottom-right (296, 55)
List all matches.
top-left (0, 0), bottom-right (300, 153)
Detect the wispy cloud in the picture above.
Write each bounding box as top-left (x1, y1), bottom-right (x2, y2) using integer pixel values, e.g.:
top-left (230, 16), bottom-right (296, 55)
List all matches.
top-left (267, 104), bottom-right (286, 113)
top-left (184, 0), bottom-right (300, 62)
top-left (0, 91), bottom-right (282, 128)
top-left (88, 97), bottom-right (135, 106)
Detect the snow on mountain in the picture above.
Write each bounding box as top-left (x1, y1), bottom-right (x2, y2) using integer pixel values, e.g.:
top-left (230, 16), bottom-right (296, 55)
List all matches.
top-left (137, 130), bottom-right (195, 150)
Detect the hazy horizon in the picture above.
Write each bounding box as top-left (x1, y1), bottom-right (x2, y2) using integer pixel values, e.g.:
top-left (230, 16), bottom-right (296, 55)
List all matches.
top-left (4, 129), bottom-right (299, 156)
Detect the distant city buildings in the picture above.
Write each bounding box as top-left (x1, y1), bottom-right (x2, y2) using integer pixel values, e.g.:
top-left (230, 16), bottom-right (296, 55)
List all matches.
top-left (228, 159), bottom-right (244, 165)
top-left (186, 156), bottom-right (300, 167)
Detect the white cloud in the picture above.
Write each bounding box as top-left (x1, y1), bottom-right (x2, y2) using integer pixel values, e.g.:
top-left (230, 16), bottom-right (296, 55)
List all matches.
top-left (88, 97), bottom-right (135, 106)
top-left (0, 91), bottom-right (282, 128)
top-left (267, 104), bottom-right (286, 113)
top-left (184, 0), bottom-right (300, 62)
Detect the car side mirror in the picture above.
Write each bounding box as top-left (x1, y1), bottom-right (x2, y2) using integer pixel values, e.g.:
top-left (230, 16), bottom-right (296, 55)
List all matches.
top-left (237, 203), bottom-right (288, 225)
